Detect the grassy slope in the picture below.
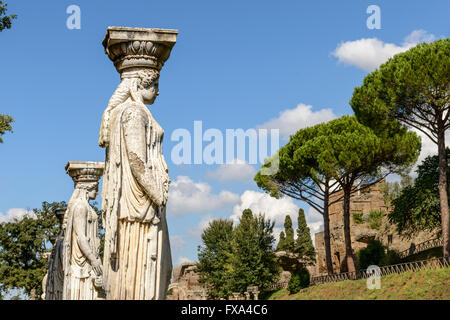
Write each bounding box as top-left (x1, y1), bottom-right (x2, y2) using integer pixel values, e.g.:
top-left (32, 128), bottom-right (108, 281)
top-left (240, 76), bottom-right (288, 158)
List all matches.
top-left (266, 266), bottom-right (450, 300)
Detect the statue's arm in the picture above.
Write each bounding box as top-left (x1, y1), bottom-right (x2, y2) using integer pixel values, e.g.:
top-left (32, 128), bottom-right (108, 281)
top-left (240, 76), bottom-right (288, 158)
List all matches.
top-left (122, 107), bottom-right (163, 207)
top-left (72, 203), bottom-right (102, 275)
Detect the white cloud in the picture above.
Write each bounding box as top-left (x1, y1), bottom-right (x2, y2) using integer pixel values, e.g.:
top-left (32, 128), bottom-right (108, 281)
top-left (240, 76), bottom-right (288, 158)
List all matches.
top-left (176, 256), bottom-right (193, 266)
top-left (410, 128), bottom-right (450, 175)
top-left (306, 207), bottom-right (324, 246)
top-left (166, 176), bottom-right (240, 216)
top-left (0, 208), bottom-right (35, 223)
top-left (205, 159), bottom-right (257, 182)
top-left (333, 38), bottom-right (411, 71)
top-left (254, 202), bottom-right (324, 248)
top-left (231, 190), bottom-right (300, 226)
top-left (170, 235), bottom-right (187, 252)
top-left (187, 214), bottom-right (216, 239)
top-left (256, 104), bottom-right (337, 140)
top-left (403, 29), bottom-right (436, 45)
top-left (332, 30), bottom-right (436, 72)
top-left (273, 226), bottom-right (284, 244)
top-left (308, 221), bottom-right (324, 234)
top-left (230, 190), bottom-right (325, 233)
top-left (308, 221), bottom-right (324, 247)
top-left (305, 207), bottom-right (323, 225)
top-left (179, 190), bottom-right (326, 252)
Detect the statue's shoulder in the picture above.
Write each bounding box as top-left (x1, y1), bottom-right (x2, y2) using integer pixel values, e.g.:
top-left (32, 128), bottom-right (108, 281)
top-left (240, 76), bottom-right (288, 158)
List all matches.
top-left (121, 101), bottom-right (149, 123)
top-left (71, 199), bottom-right (89, 215)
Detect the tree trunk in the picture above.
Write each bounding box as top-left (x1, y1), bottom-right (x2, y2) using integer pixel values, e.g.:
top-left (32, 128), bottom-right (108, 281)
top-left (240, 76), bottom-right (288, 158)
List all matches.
top-left (323, 188), bottom-right (334, 274)
top-left (343, 186), bottom-right (356, 274)
top-left (437, 126), bottom-right (449, 258)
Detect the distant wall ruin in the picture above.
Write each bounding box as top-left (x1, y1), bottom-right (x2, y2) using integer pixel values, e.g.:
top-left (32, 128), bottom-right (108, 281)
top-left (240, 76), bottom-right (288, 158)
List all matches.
top-left (167, 262), bottom-right (206, 300)
top-left (314, 181), bottom-right (438, 274)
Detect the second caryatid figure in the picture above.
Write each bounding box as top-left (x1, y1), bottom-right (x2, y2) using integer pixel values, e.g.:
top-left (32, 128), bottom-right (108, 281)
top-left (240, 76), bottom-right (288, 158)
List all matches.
top-left (63, 161), bottom-right (104, 300)
top-left (99, 27), bottom-right (178, 300)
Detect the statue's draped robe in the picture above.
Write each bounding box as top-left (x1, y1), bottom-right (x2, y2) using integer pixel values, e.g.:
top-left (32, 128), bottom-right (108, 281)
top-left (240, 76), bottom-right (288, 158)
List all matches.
top-left (45, 233), bottom-right (64, 300)
top-left (62, 199), bottom-right (100, 300)
top-left (102, 101), bottom-right (172, 300)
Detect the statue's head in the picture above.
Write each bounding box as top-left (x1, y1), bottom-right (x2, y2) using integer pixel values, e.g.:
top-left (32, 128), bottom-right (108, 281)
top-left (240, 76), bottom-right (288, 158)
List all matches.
top-left (75, 181), bottom-right (99, 201)
top-left (87, 182), bottom-right (99, 201)
top-left (55, 209), bottom-right (66, 228)
top-left (99, 68), bottom-right (160, 148)
top-left (134, 68), bottom-right (160, 105)
top-left (118, 67), bottom-right (160, 105)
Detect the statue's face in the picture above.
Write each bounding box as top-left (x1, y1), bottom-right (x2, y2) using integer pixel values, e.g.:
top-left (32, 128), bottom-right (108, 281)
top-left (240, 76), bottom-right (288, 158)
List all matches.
top-left (141, 79), bottom-right (159, 105)
top-left (88, 184), bottom-right (98, 200)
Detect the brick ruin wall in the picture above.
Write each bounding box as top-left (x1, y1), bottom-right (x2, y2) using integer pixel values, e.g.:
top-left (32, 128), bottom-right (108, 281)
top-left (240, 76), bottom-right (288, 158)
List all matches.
top-left (167, 262), bottom-right (207, 300)
top-left (314, 181), bottom-right (438, 275)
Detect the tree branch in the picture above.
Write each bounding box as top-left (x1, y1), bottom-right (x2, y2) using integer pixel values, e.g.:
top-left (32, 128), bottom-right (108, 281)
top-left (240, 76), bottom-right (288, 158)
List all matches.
top-left (398, 117), bottom-right (438, 144)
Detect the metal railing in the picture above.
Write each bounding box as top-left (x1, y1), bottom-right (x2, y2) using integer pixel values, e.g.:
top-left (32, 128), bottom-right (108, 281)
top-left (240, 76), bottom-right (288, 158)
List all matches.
top-left (398, 238), bottom-right (443, 259)
top-left (310, 256), bottom-right (450, 286)
top-left (262, 239), bottom-right (445, 291)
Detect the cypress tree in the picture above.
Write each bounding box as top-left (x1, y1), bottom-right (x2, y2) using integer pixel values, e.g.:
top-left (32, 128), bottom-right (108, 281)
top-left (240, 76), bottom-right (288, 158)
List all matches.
top-left (276, 231), bottom-right (286, 251)
top-left (295, 208), bottom-right (315, 259)
top-left (284, 215), bottom-right (295, 252)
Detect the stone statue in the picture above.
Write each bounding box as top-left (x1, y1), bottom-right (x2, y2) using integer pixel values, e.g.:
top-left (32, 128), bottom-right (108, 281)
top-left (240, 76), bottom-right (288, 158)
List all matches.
top-left (41, 252), bottom-right (50, 300)
top-left (44, 209), bottom-right (66, 300)
top-left (99, 27), bottom-right (177, 300)
top-left (62, 161), bottom-right (104, 300)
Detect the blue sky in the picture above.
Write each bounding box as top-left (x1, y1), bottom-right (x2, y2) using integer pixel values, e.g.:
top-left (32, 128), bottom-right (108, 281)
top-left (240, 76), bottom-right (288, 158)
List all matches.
top-left (0, 0), bottom-right (449, 268)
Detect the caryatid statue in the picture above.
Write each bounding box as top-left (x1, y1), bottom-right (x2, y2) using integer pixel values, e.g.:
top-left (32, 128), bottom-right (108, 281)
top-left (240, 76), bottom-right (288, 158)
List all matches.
top-left (62, 161), bottom-right (104, 300)
top-left (99, 27), bottom-right (177, 300)
top-left (44, 209), bottom-right (66, 300)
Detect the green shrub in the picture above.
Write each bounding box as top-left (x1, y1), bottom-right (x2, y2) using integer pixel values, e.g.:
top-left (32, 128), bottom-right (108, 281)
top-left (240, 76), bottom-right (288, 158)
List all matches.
top-left (380, 250), bottom-right (401, 266)
top-left (353, 212), bottom-right (364, 224)
top-left (357, 240), bottom-right (386, 269)
top-left (368, 210), bottom-right (384, 230)
top-left (288, 269), bottom-right (310, 294)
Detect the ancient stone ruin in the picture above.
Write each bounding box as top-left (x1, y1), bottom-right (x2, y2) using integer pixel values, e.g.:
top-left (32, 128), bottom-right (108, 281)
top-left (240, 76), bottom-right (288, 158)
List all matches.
top-left (167, 262), bottom-right (207, 300)
top-left (167, 263), bottom-right (263, 300)
top-left (272, 251), bottom-right (315, 285)
top-left (314, 180), bottom-right (438, 274)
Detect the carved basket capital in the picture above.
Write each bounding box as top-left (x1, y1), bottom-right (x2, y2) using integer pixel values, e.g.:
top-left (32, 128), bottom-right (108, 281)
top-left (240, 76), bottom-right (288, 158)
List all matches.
top-left (102, 26), bottom-right (178, 73)
top-left (65, 161), bottom-right (104, 183)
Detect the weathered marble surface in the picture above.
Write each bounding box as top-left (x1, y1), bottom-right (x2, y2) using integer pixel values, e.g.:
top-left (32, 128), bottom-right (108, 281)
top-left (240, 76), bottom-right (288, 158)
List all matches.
top-left (62, 161), bottom-right (104, 300)
top-left (44, 209), bottom-right (65, 300)
top-left (99, 27), bottom-right (177, 300)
